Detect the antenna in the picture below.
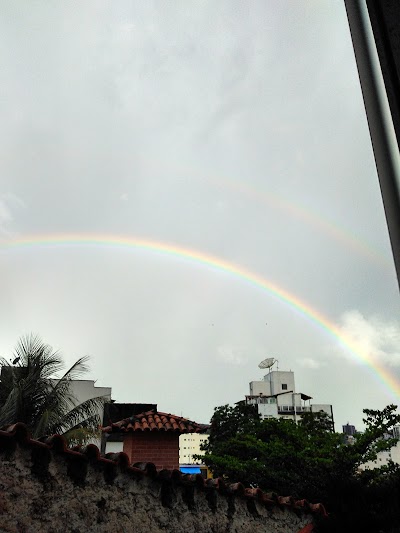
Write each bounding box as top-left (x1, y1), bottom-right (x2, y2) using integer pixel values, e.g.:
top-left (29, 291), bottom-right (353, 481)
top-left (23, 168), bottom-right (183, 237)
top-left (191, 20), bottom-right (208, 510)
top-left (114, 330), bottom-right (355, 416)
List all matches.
top-left (258, 357), bottom-right (276, 372)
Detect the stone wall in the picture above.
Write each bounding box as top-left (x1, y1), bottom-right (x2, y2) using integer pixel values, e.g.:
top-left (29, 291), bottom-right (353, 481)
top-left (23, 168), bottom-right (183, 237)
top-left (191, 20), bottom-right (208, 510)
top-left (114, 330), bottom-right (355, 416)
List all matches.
top-left (0, 425), bottom-right (322, 533)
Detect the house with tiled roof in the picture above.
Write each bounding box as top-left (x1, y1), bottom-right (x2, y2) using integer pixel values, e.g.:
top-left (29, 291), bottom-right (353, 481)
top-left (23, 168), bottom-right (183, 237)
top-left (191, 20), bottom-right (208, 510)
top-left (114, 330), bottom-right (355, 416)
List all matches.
top-left (102, 407), bottom-right (209, 471)
top-left (102, 403), bottom-right (210, 475)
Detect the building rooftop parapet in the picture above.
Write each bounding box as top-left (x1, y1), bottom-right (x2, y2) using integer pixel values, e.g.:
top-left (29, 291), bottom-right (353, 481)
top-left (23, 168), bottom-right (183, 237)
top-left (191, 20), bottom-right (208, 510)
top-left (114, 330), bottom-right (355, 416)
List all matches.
top-left (245, 391), bottom-right (313, 401)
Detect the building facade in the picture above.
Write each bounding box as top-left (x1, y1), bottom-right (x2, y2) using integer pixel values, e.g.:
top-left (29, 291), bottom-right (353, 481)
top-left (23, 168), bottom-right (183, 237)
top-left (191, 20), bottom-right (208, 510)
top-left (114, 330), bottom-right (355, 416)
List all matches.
top-left (362, 440), bottom-right (400, 469)
top-left (347, 423), bottom-right (400, 470)
top-left (246, 369), bottom-right (334, 426)
top-left (179, 432), bottom-right (209, 464)
top-left (61, 379), bottom-right (112, 406)
top-left (343, 423), bottom-right (357, 436)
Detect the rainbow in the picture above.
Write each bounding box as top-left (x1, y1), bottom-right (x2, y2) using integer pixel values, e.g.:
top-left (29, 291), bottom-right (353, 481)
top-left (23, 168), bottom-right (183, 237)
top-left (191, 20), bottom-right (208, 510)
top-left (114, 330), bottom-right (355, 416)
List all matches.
top-left (1, 233), bottom-right (399, 400)
top-left (214, 178), bottom-right (393, 271)
top-left (146, 159), bottom-right (393, 271)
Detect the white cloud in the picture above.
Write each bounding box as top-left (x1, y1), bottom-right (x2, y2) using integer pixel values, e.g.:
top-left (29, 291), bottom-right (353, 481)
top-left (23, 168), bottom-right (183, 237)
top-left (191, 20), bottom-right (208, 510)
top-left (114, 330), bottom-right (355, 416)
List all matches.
top-left (336, 310), bottom-right (400, 367)
top-left (217, 345), bottom-right (248, 366)
top-left (297, 357), bottom-right (324, 369)
top-left (0, 199), bottom-right (12, 225)
top-left (0, 193), bottom-right (25, 234)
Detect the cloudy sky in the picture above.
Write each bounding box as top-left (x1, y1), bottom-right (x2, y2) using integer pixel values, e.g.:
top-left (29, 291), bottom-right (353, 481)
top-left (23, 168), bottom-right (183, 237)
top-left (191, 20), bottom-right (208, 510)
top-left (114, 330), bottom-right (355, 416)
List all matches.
top-left (1, 1), bottom-right (399, 431)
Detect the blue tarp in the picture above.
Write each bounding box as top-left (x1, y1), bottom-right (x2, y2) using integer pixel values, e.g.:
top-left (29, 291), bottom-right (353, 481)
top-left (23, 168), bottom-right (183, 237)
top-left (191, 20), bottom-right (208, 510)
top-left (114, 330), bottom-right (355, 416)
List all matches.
top-left (180, 466), bottom-right (201, 474)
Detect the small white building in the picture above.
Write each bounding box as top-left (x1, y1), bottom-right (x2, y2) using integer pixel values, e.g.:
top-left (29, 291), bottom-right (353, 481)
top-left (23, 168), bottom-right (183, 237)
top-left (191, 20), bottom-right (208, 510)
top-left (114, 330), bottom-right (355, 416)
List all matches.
top-left (246, 368), bottom-right (334, 426)
top-left (63, 380), bottom-right (112, 406)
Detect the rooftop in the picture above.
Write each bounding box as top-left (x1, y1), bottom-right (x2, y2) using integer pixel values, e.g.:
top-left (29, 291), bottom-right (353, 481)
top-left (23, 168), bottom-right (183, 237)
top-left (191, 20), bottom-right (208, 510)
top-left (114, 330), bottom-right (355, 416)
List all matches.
top-left (102, 409), bottom-right (209, 434)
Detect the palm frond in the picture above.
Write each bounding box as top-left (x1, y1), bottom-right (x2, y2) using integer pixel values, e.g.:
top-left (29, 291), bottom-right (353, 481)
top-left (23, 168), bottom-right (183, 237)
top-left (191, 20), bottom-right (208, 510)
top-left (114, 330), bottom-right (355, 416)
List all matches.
top-left (0, 335), bottom-right (107, 441)
top-left (35, 396), bottom-right (108, 435)
top-left (63, 426), bottom-right (102, 447)
top-left (0, 385), bottom-right (21, 427)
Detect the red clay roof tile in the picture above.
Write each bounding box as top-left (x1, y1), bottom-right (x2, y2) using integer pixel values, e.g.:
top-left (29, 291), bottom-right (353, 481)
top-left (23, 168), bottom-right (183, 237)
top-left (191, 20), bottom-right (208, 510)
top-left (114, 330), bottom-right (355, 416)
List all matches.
top-left (102, 409), bottom-right (209, 434)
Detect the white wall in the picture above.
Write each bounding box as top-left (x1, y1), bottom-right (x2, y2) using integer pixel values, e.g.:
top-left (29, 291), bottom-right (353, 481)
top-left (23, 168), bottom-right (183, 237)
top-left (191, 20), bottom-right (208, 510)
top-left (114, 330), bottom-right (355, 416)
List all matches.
top-left (258, 403), bottom-right (279, 419)
top-left (265, 371), bottom-right (295, 395)
top-left (310, 404), bottom-right (333, 417)
top-left (276, 392), bottom-right (298, 407)
top-left (50, 379), bottom-right (112, 447)
top-left (179, 433), bottom-right (209, 464)
top-left (66, 380), bottom-right (112, 404)
top-left (362, 440), bottom-right (400, 470)
top-left (249, 381), bottom-right (270, 396)
top-left (105, 441), bottom-right (124, 454)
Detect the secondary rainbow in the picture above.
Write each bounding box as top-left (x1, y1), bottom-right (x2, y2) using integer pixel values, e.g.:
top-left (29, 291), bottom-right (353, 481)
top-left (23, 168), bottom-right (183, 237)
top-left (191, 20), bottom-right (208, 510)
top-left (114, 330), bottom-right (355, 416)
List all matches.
top-left (2, 233), bottom-right (399, 400)
top-left (147, 159), bottom-right (393, 271)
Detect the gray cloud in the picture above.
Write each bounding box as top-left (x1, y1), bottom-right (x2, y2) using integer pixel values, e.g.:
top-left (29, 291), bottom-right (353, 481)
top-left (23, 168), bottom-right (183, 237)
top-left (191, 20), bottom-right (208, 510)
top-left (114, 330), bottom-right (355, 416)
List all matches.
top-left (337, 310), bottom-right (400, 368)
top-left (0, 1), bottom-right (399, 431)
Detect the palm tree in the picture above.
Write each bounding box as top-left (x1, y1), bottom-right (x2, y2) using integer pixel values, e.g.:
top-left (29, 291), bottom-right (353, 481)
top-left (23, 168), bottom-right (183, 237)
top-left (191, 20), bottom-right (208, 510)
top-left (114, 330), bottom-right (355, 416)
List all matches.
top-left (0, 334), bottom-right (108, 444)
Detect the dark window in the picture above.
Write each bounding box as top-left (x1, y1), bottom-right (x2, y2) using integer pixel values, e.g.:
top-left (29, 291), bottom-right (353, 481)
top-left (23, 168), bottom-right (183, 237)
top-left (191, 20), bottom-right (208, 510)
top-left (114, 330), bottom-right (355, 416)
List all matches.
top-left (282, 384), bottom-right (288, 390)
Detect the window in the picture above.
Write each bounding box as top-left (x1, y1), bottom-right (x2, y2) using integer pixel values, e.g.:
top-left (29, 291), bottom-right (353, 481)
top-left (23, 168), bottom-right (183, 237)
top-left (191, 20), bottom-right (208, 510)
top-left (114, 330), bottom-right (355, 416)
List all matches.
top-left (282, 384), bottom-right (288, 390)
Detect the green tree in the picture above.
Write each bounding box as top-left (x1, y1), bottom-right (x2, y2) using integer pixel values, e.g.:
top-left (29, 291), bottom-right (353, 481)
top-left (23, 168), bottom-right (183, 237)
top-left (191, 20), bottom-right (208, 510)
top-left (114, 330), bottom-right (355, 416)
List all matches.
top-left (0, 334), bottom-right (108, 444)
top-left (200, 403), bottom-right (340, 501)
top-left (200, 402), bottom-right (400, 532)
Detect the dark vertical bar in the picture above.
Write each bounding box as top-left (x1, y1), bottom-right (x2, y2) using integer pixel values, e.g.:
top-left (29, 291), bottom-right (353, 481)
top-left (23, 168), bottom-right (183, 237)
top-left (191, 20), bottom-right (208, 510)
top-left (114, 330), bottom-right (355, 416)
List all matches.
top-left (344, 0), bottom-right (400, 291)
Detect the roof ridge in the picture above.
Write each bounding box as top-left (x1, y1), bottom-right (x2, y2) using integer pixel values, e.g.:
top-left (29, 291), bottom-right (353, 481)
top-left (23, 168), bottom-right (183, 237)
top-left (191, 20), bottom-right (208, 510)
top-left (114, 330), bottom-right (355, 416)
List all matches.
top-left (102, 410), bottom-right (210, 434)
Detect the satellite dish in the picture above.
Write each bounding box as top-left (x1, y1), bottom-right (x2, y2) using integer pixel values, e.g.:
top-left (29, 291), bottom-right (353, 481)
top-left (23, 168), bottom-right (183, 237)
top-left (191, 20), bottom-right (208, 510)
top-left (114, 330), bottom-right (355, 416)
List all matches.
top-left (258, 357), bottom-right (275, 369)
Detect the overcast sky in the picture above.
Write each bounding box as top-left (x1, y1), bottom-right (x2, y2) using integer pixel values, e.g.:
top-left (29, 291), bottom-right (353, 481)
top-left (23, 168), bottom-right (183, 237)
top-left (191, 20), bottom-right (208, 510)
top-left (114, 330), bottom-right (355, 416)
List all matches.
top-left (1, 1), bottom-right (399, 431)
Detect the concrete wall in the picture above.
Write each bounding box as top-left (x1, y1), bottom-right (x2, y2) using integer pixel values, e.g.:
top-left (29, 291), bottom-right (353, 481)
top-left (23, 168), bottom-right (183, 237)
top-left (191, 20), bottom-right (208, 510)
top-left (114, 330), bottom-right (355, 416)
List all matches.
top-left (49, 379), bottom-right (112, 405)
top-left (310, 404), bottom-right (333, 418)
top-left (0, 435), bottom-right (318, 533)
top-left (265, 371), bottom-right (295, 395)
top-left (249, 380), bottom-right (271, 396)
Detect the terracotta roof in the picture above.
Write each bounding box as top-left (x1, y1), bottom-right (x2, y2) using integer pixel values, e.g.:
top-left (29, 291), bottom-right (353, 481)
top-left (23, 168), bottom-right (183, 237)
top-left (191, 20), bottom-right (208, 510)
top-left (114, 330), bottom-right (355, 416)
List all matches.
top-left (0, 422), bottom-right (327, 526)
top-left (102, 409), bottom-right (209, 434)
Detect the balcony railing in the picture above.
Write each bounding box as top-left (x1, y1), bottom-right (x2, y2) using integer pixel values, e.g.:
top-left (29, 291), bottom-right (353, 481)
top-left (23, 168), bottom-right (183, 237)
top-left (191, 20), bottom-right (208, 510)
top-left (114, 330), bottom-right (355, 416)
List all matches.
top-left (278, 405), bottom-right (311, 413)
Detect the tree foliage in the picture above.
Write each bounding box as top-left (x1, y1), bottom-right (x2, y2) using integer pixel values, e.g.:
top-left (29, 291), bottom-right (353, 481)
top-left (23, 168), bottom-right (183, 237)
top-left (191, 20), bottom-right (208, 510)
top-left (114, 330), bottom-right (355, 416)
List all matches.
top-left (0, 334), bottom-right (108, 444)
top-left (199, 402), bottom-right (400, 532)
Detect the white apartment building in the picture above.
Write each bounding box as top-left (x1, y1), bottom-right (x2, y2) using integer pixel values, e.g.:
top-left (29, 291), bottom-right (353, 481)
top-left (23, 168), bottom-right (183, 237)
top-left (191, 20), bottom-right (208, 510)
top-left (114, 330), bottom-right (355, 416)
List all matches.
top-left (355, 426), bottom-right (400, 470)
top-left (179, 433), bottom-right (209, 464)
top-left (53, 379), bottom-right (112, 447)
top-left (63, 380), bottom-right (112, 407)
top-left (246, 368), bottom-right (334, 425)
top-left (361, 440), bottom-right (400, 470)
